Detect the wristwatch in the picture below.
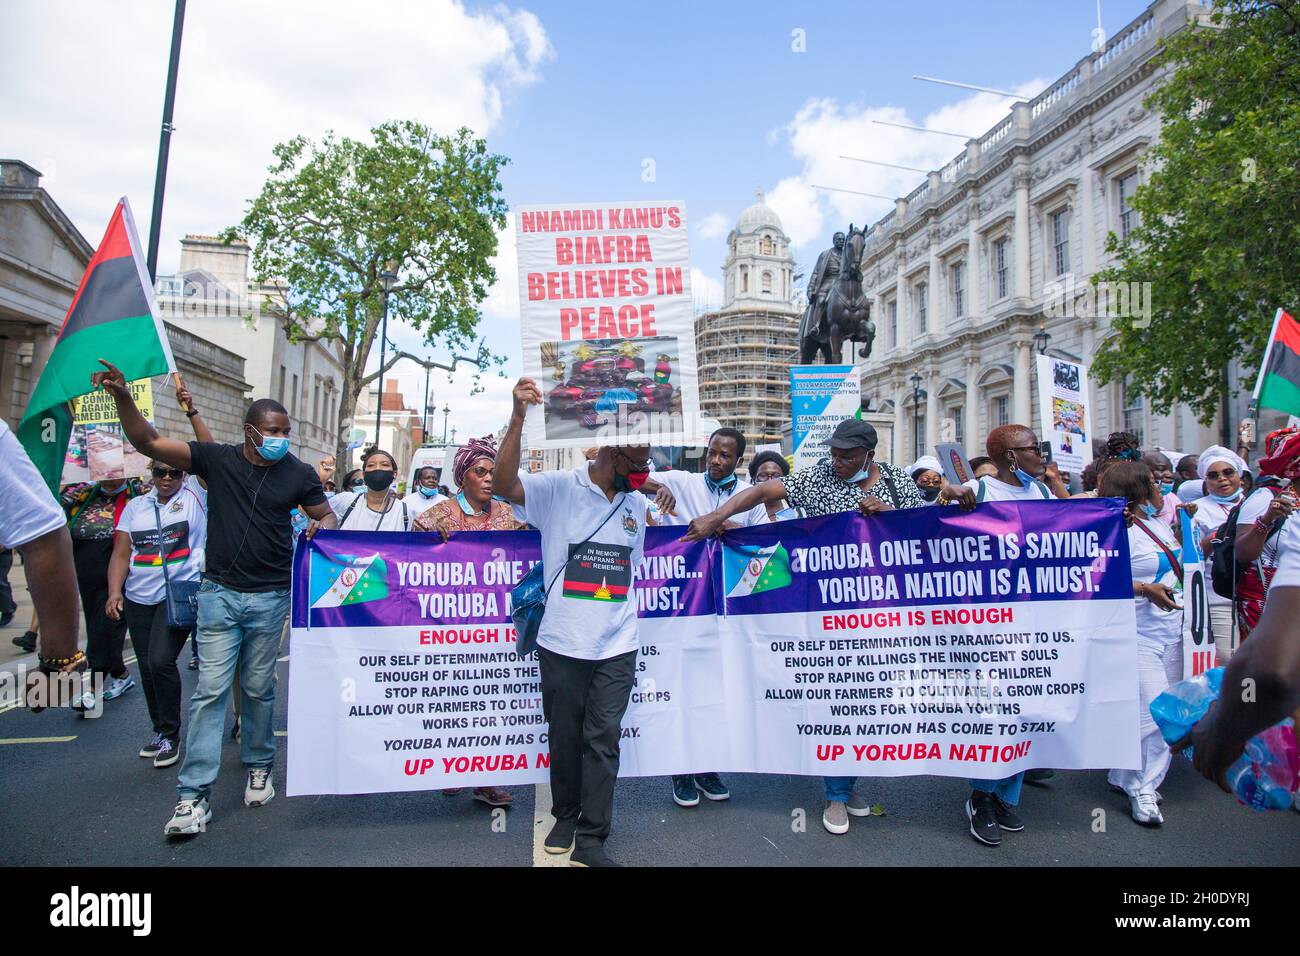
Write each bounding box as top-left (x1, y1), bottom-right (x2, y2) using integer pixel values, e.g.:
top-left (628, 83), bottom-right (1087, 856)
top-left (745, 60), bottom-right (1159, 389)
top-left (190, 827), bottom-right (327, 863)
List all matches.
top-left (185, 408), bottom-right (199, 418)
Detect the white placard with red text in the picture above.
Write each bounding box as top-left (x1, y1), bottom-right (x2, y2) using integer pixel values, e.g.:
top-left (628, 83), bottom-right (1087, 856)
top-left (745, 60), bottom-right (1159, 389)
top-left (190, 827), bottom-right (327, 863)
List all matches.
top-left (515, 201), bottom-right (699, 449)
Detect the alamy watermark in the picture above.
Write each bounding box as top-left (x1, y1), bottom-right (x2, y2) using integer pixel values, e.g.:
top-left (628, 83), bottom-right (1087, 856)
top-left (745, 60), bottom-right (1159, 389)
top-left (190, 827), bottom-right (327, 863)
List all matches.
top-left (1043, 276), bottom-right (1153, 329)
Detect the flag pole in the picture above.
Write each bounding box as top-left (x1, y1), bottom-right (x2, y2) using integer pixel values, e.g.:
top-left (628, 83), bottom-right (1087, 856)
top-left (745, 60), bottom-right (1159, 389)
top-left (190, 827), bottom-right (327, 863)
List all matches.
top-left (145, 0), bottom-right (187, 283)
top-left (1252, 307), bottom-right (1284, 401)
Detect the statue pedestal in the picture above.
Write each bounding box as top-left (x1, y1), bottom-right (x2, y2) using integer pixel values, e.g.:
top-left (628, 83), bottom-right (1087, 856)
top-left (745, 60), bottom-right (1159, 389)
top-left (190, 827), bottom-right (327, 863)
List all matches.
top-left (863, 410), bottom-right (895, 467)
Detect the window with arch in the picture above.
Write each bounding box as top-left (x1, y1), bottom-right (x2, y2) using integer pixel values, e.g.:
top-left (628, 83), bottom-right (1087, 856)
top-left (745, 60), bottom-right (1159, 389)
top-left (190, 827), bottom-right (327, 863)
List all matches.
top-left (761, 235), bottom-right (774, 256)
top-left (740, 267), bottom-right (749, 293)
top-left (761, 270), bottom-right (773, 294)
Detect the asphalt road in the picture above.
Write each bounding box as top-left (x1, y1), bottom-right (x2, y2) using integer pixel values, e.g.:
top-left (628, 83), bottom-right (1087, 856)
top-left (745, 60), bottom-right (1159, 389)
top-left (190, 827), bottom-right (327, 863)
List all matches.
top-left (2, 632), bottom-right (1298, 867)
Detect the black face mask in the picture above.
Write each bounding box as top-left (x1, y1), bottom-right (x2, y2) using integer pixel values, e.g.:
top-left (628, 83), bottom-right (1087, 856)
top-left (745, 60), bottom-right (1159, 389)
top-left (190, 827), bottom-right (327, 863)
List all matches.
top-left (920, 486), bottom-right (941, 502)
top-left (363, 470), bottom-right (394, 492)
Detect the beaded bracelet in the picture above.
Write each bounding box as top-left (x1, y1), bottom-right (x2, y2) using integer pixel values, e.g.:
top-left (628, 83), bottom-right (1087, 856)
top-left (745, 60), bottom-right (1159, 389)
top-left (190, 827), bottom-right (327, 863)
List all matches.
top-left (38, 649), bottom-right (87, 673)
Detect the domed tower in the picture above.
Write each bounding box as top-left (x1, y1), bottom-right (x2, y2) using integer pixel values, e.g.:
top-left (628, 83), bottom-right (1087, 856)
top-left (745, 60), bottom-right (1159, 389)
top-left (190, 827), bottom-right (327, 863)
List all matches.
top-left (694, 191), bottom-right (801, 460)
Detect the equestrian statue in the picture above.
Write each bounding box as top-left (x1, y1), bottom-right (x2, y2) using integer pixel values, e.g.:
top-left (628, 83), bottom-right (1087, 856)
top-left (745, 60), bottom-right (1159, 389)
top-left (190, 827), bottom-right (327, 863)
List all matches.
top-left (798, 225), bottom-right (875, 364)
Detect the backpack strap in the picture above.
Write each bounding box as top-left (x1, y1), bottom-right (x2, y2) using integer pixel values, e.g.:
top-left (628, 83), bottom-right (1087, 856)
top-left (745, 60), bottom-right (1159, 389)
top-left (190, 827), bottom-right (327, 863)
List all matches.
top-left (1134, 518), bottom-right (1183, 581)
top-left (338, 494), bottom-right (363, 527)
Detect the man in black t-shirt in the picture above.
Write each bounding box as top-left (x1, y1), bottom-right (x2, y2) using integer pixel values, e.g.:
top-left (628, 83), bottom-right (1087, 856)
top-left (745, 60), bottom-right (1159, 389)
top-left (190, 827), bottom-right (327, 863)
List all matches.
top-left (92, 360), bottom-right (336, 838)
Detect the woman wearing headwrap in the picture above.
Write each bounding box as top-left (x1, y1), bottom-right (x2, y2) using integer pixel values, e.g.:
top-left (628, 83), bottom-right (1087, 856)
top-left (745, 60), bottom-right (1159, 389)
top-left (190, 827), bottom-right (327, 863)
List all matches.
top-left (412, 435), bottom-right (525, 535)
top-left (1073, 432), bottom-right (1142, 498)
top-left (1188, 446), bottom-right (1248, 662)
top-left (1232, 428), bottom-right (1300, 644)
top-left (412, 435), bottom-right (523, 811)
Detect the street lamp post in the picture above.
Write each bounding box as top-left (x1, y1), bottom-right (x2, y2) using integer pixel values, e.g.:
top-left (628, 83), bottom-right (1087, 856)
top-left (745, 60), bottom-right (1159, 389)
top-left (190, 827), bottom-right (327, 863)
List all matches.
top-left (442, 404), bottom-right (450, 443)
top-left (450, 426), bottom-right (457, 446)
top-left (421, 363), bottom-right (432, 442)
top-left (910, 371), bottom-right (923, 459)
top-left (1034, 323), bottom-right (1052, 355)
top-left (374, 260), bottom-right (400, 447)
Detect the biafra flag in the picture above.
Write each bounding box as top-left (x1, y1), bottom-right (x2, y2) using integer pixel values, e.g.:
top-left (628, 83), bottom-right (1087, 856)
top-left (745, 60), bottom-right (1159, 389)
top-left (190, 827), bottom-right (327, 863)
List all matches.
top-left (17, 198), bottom-right (175, 493)
top-left (1253, 308), bottom-right (1300, 418)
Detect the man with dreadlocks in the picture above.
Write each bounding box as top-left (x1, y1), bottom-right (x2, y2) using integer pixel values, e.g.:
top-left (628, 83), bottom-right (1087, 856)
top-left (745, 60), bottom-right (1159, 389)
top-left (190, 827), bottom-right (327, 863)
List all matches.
top-left (412, 435), bottom-right (527, 537)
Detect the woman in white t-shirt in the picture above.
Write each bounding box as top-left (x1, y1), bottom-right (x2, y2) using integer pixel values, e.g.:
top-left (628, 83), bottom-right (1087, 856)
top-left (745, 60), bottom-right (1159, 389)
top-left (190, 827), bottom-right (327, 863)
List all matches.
top-left (1187, 446), bottom-right (1247, 663)
top-left (1100, 460), bottom-right (1182, 828)
top-left (106, 463), bottom-right (208, 768)
top-left (330, 448), bottom-right (411, 531)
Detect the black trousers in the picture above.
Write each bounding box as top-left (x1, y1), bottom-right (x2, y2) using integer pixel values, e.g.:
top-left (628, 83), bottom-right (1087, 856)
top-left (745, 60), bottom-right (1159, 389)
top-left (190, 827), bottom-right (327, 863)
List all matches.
top-left (538, 645), bottom-right (637, 850)
top-left (123, 598), bottom-right (191, 739)
top-left (73, 537), bottom-right (127, 680)
top-left (0, 548), bottom-right (15, 617)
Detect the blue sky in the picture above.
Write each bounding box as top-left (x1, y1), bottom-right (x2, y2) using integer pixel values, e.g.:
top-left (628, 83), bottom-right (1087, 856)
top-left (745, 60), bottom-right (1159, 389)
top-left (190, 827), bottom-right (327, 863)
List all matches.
top-left (4, 0), bottom-right (1154, 435)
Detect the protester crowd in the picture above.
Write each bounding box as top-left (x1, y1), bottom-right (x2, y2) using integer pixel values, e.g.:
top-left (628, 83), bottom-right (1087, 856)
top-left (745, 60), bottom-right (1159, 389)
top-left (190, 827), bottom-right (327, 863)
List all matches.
top-left (4, 365), bottom-right (1299, 867)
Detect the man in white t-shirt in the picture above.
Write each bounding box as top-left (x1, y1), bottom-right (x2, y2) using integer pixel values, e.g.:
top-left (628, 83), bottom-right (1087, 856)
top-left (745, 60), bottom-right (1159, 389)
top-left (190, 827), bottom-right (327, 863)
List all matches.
top-left (496, 377), bottom-right (650, 868)
top-left (403, 465), bottom-right (447, 522)
top-left (943, 424), bottom-right (1054, 845)
top-left (0, 418), bottom-right (83, 685)
top-left (639, 426), bottom-right (765, 809)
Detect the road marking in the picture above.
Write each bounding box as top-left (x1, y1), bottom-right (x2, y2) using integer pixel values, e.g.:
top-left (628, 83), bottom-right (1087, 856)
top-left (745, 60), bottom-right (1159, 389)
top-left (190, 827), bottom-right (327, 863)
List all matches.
top-left (0, 736), bottom-right (77, 744)
top-left (532, 782), bottom-right (569, 867)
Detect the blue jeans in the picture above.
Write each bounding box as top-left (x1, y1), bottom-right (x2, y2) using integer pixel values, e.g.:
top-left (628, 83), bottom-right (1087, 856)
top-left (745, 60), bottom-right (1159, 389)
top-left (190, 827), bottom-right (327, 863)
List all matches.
top-left (824, 776), bottom-right (855, 802)
top-left (970, 772), bottom-right (1024, 807)
top-left (177, 581), bottom-right (289, 801)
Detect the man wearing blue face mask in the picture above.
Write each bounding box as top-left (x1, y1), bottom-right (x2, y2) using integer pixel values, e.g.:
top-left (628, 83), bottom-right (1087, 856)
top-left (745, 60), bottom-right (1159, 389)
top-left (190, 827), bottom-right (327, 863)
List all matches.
top-left (90, 359), bottom-right (336, 838)
top-left (403, 465), bottom-right (447, 524)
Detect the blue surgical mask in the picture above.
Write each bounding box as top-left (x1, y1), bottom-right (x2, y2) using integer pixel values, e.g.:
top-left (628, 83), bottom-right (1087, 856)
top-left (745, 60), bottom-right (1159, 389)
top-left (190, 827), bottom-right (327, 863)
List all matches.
top-left (456, 492), bottom-right (483, 516)
top-left (250, 427), bottom-right (289, 462)
top-left (847, 467), bottom-right (870, 484)
top-left (1139, 502), bottom-right (1159, 519)
top-left (704, 472), bottom-right (737, 494)
top-left (1209, 490), bottom-right (1242, 505)
top-left (1009, 453), bottom-right (1036, 488)
top-left (1160, 481), bottom-right (1175, 495)
top-left (418, 485), bottom-right (439, 498)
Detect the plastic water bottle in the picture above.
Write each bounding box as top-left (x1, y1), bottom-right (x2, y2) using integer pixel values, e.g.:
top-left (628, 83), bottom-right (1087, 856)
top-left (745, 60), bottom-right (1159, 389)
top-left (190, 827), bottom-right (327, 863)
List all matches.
top-left (1151, 668), bottom-right (1300, 811)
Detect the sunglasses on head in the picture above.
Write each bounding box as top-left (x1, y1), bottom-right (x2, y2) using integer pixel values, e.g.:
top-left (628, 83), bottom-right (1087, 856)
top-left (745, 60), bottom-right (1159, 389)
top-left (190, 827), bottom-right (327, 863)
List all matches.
top-left (151, 467), bottom-right (184, 479)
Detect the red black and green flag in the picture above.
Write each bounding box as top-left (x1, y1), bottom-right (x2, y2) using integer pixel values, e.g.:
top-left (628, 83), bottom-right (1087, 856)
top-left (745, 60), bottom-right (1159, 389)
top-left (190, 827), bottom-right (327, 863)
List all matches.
top-left (1253, 308), bottom-right (1300, 418)
top-left (17, 198), bottom-right (175, 493)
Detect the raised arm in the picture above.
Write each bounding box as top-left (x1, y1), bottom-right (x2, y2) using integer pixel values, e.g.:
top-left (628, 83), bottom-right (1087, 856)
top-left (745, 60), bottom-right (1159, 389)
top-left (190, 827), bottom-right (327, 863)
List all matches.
top-left (175, 373), bottom-right (214, 444)
top-left (682, 481), bottom-right (784, 541)
top-left (90, 360), bottom-right (191, 471)
top-left (495, 377), bottom-right (541, 506)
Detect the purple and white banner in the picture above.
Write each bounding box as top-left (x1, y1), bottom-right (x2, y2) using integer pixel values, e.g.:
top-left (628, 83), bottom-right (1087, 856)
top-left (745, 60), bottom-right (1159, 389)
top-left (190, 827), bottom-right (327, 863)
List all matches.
top-left (287, 499), bottom-right (1141, 795)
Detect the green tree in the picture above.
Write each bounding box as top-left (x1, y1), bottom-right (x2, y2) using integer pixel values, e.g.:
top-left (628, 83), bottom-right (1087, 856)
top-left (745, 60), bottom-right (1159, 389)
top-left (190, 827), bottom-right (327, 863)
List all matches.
top-left (1092, 0), bottom-right (1300, 427)
top-left (228, 120), bottom-right (508, 466)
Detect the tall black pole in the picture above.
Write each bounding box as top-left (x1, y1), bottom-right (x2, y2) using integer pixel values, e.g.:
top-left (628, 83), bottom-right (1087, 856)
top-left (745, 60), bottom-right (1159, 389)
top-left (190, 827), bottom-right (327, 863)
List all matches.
top-left (912, 384), bottom-right (922, 459)
top-left (146, 0), bottom-right (186, 282)
top-left (422, 364), bottom-right (431, 441)
top-left (375, 294), bottom-right (390, 445)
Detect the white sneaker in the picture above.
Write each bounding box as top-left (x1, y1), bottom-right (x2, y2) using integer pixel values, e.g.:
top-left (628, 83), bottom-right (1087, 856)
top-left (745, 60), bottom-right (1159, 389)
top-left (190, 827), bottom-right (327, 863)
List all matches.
top-left (102, 675), bottom-right (135, 701)
top-left (164, 798), bottom-right (211, 836)
top-left (244, 767), bottom-right (275, 807)
top-left (1129, 791), bottom-right (1163, 827)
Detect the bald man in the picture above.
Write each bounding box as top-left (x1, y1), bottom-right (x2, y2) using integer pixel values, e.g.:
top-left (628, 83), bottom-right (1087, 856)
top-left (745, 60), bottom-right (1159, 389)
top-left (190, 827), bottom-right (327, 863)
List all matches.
top-left (943, 424), bottom-right (1057, 844)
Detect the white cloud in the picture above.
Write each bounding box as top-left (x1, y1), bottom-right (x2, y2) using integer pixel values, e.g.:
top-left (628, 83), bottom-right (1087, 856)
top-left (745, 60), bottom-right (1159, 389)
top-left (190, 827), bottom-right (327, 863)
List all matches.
top-left (483, 213), bottom-right (520, 320)
top-left (691, 267), bottom-right (723, 312)
top-left (768, 81), bottom-right (1045, 252)
top-left (696, 212), bottom-right (729, 240)
top-left (0, 0), bottom-right (554, 274)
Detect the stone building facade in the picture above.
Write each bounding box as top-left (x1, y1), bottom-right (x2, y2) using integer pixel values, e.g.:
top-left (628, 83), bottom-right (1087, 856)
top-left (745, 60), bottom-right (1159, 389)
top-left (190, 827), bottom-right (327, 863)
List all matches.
top-left (156, 235), bottom-right (346, 470)
top-left (0, 160), bottom-right (251, 446)
top-left (854, 0), bottom-right (1263, 469)
top-left (694, 193), bottom-right (802, 455)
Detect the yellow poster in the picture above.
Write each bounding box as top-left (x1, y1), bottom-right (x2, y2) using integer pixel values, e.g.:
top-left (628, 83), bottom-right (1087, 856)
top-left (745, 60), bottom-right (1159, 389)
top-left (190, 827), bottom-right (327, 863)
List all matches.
top-left (72, 378), bottom-right (154, 424)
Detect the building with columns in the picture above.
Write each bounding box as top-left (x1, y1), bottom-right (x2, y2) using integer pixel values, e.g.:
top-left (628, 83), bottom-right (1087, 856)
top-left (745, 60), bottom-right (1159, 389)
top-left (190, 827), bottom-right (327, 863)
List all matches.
top-left (694, 192), bottom-right (802, 456)
top-left (856, 0), bottom-right (1264, 470)
top-left (155, 235), bottom-right (347, 470)
top-left (1, 160), bottom-right (252, 443)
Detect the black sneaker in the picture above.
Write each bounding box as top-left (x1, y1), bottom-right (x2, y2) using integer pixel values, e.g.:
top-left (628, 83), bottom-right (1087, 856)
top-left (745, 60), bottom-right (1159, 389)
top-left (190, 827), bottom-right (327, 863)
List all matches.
top-left (544, 817), bottom-right (577, 855)
top-left (12, 631), bottom-right (36, 653)
top-left (139, 733), bottom-right (165, 758)
top-left (570, 845), bottom-right (620, 867)
top-left (671, 775), bottom-right (700, 807)
top-left (153, 737), bottom-right (181, 769)
top-left (187, 656), bottom-right (199, 671)
top-left (694, 772), bottom-right (730, 801)
top-left (0, 609), bottom-right (14, 628)
top-left (966, 791), bottom-right (1001, 846)
top-left (1024, 768), bottom-right (1055, 784)
top-left (992, 795), bottom-right (1024, 831)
